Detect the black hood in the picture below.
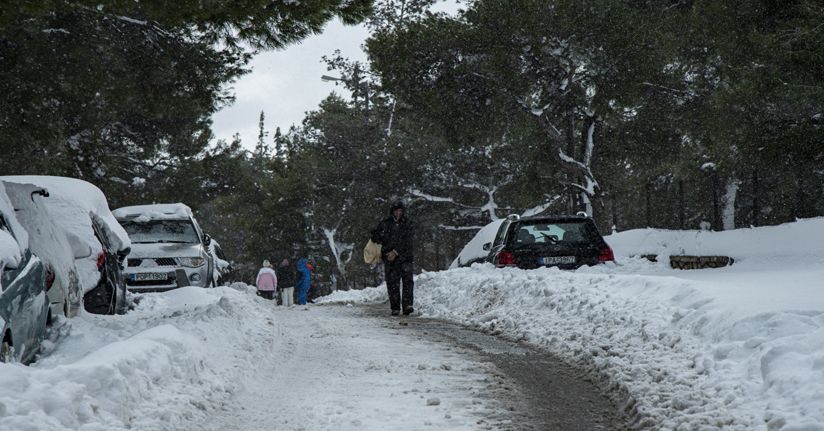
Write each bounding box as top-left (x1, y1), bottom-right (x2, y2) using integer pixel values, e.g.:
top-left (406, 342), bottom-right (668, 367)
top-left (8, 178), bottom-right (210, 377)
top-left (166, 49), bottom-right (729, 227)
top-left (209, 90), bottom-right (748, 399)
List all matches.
top-left (389, 201), bottom-right (406, 215)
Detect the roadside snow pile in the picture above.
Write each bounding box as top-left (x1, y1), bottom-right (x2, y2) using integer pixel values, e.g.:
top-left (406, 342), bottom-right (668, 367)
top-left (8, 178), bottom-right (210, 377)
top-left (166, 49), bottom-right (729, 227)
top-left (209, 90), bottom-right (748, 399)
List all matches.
top-left (324, 219), bottom-right (824, 430)
top-left (0, 285), bottom-right (274, 431)
top-left (606, 217), bottom-right (824, 263)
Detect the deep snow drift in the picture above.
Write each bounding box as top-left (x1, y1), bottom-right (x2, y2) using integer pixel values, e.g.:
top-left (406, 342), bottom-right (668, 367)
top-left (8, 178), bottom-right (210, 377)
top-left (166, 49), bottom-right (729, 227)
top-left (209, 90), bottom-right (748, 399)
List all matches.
top-left (325, 218), bottom-right (824, 430)
top-left (0, 285), bottom-right (511, 431)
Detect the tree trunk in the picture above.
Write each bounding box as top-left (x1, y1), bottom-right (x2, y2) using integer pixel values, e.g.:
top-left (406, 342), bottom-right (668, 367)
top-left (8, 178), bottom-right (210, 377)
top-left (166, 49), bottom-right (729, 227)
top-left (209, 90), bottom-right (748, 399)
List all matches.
top-left (722, 177), bottom-right (740, 230)
top-left (645, 182), bottom-right (652, 228)
top-left (678, 179), bottom-right (686, 229)
top-left (752, 169), bottom-right (760, 227)
top-left (434, 235), bottom-right (442, 270)
top-left (566, 108), bottom-right (577, 215)
top-left (579, 113), bottom-right (597, 217)
top-left (711, 171), bottom-right (721, 231)
top-left (796, 176), bottom-right (809, 218)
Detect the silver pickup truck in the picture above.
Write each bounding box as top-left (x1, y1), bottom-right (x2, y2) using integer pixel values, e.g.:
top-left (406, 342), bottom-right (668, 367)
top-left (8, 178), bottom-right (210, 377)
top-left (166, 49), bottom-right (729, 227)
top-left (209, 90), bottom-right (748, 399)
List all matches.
top-left (113, 204), bottom-right (214, 292)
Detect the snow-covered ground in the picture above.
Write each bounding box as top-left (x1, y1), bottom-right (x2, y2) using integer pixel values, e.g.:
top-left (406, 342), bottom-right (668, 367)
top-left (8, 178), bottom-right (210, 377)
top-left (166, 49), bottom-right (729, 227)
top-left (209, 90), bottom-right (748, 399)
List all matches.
top-left (325, 218), bottom-right (824, 430)
top-left (0, 285), bottom-right (510, 431)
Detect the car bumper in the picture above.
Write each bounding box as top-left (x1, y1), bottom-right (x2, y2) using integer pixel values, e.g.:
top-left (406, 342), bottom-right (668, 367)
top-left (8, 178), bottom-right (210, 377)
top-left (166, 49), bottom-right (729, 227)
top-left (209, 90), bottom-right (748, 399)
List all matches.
top-left (124, 266), bottom-right (210, 292)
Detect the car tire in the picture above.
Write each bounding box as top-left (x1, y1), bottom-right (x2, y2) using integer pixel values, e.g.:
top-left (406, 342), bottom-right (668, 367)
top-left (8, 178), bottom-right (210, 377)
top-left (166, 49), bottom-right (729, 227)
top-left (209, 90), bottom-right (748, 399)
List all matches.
top-left (84, 279), bottom-right (115, 315)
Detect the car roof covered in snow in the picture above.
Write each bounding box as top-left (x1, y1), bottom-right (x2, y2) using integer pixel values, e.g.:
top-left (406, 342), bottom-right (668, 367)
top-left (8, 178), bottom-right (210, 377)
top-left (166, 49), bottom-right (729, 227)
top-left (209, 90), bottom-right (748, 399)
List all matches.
top-left (0, 176), bottom-right (130, 253)
top-left (113, 203), bottom-right (193, 222)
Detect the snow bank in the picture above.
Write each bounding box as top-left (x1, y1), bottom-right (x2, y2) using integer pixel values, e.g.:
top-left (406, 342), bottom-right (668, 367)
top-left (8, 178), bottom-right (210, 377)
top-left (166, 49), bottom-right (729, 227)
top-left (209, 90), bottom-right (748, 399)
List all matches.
top-left (606, 217), bottom-right (824, 263)
top-left (0, 286), bottom-right (274, 430)
top-left (449, 219), bottom-right (504, 269)
top-left (113, 203), bottom-right (193, 222)
top-left (325, 219), bottom-right (824, 429)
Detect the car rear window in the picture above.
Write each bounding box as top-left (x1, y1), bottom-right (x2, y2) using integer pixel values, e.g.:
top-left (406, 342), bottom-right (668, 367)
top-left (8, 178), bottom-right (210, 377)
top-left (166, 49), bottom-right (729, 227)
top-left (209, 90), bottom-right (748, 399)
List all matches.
top-left (507, 220), bottom-right (601, 246)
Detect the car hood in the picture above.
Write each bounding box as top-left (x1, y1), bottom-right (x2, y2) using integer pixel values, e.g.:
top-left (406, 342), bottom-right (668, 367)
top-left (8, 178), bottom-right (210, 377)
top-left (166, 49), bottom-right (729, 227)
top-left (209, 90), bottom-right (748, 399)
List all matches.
top-left (127, 242), bottom-right (204, 259)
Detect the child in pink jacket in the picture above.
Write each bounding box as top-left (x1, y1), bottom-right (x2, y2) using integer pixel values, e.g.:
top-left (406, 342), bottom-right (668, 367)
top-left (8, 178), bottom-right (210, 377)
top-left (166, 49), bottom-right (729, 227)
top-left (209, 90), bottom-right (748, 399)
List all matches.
top-left (255, 260), bottom-right (278, 300)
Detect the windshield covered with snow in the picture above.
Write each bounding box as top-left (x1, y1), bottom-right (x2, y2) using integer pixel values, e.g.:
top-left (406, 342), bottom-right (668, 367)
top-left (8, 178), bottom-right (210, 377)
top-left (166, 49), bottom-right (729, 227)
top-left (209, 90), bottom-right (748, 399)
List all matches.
top-left (122, 220), bottom-right (199, 244)
top-left (508, 221), bottom-right (600, 246)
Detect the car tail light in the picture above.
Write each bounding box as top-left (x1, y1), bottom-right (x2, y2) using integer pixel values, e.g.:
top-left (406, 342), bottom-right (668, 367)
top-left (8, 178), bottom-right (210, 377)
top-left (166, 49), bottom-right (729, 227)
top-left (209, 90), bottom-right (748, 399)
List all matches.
top-left (497, 251), bottom-right (517, 267)
top-left (598, 246), bottom-right (615, 263)
top-left (45, 266), bottom-right (56, 291)
top-left (97, 251), bottom-right (106, 270)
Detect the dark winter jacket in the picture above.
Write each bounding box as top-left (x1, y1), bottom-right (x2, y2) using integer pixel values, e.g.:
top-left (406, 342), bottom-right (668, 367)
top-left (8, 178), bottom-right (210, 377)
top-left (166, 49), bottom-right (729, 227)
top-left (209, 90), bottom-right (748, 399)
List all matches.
top-left (376, 201), bottom-right (414, 263)
top-left (277, 264), bottom-right (296, 288)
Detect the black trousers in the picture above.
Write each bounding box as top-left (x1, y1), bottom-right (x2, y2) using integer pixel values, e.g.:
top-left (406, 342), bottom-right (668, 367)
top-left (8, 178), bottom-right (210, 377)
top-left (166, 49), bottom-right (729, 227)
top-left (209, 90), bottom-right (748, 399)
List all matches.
top-left (385, 261), bottom-right (414, 311)
top-left (257, 290), bottom-right (276, 300)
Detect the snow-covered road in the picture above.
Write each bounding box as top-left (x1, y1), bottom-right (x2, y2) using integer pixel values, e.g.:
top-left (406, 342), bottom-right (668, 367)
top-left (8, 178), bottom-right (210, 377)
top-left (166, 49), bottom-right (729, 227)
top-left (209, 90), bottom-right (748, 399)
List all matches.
top-left (1, 284), bottom-right (543, 431)
top-left (199, 304), bottom-right (518, 431)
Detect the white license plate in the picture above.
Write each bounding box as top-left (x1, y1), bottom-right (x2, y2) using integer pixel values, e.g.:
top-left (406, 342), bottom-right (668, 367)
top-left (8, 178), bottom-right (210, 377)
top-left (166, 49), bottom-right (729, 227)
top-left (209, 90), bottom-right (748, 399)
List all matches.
top-left (132, 272), bottom-right (169, 281)
top-left (541, 256), bottom-right (576, 265)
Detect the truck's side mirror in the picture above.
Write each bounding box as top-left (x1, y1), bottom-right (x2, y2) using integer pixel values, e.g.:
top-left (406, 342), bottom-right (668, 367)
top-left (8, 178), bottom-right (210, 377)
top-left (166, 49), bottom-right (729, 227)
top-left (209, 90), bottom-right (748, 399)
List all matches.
top-left (483, 242), bottom-right (492, 251)
top-left (202, 234), bottom-right (212, 246)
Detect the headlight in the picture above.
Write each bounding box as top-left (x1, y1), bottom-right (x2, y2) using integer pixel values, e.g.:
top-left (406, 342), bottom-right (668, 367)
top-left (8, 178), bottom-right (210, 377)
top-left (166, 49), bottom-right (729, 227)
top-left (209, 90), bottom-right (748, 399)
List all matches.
top-left (178, 257), bottom-right (205, 267)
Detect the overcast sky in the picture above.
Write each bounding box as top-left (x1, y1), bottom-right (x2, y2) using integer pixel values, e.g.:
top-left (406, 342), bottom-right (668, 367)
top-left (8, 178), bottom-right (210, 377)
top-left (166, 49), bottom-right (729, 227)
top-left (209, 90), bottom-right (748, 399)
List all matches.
top-left (210, 2), bottom-right (461, 149)
top-left (210, 20), bottom-right (369, 148)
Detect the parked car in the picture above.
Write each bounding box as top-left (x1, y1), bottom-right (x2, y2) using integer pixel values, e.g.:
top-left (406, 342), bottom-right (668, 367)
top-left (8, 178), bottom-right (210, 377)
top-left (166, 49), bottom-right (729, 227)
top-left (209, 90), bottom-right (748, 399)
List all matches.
top-left (474, 214), bottom-right (614, 269)
top-left (0, 182), bottom-right (50, 364)
top-left (1, 181), bottom-right (86, 319)
top-left (208, 238), bottom-right (232, 286)
top-left (113, 203), bottom-right (214, 292)
top-left (0, 176), bottom-right (132, 315)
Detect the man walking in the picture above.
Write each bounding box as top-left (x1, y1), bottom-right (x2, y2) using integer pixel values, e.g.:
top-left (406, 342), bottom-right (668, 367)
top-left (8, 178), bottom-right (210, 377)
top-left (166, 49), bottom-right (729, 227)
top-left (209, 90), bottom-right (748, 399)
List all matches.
top-left (376, 201), bottom-right (415, 316)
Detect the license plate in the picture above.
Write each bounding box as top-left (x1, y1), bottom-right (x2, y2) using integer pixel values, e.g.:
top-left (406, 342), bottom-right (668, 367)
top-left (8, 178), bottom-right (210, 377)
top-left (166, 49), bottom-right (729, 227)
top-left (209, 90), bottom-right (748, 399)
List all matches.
top-left (132, 272), bottom-right (169, 281)
top-left (540, 256), bottom-right (575, 265)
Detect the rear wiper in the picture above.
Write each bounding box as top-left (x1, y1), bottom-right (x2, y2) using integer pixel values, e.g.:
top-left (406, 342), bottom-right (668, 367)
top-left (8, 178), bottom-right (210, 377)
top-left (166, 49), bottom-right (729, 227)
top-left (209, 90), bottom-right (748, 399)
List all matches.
top-left (539, 233), bottom-right (559, 243)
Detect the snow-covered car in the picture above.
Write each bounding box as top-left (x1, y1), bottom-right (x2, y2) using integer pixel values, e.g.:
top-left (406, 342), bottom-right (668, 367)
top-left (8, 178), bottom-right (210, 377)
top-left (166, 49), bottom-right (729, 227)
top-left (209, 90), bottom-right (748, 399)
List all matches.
top-left (0, 176), bottom-right (132, 315)
top-left (0, 183), bottom-right (50, 364)
top-left (208, 238), bottom-right (232, 286)
top-left (113, 204), bottom-right (215, 291)
top-left (457, 214), bottom-right (614, 270)
top-left (1, 181), bottom-right (88, 319)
